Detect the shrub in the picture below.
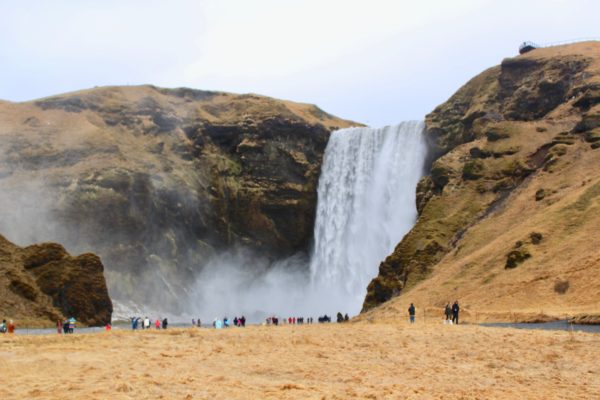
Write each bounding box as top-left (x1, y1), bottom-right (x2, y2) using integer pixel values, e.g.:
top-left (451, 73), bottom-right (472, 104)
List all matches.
top-left (530, 232), bottom-right (543, 244)
top-left (554, 280), bottom-right (570, 294)
top-left (505, 248), bottom-right (531, 269)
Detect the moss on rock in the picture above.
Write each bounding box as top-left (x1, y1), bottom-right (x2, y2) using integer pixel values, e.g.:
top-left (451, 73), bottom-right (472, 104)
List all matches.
top-left (462, 160), bottom-right (485, 180)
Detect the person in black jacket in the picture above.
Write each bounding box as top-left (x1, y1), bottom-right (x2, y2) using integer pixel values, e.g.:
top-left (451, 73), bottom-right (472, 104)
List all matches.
top-left (408, 303), bottom-right (416, 323)
top-left (452, 301), bottom-right (460, 325)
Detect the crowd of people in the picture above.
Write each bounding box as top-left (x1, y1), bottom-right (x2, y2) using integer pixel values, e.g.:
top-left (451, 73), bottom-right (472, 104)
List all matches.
top-left (130, 316), bottom-right (168, 330)
top-left (209, 316), bottom-right (246, 328)
top-left (57, 317), bottom-right (78, 334)
top-left (263, 313), bottom-right (350, 326)
top-left (265, 316), bottom-right (311, 325)
top-left (2, 301), bottom-right (463, 335)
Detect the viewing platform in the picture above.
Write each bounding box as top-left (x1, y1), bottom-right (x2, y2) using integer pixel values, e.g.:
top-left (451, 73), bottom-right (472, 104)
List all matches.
top-left (519, 38), bottom-right (600, 55)
top-left (519, 41), bottom-right (539, 54)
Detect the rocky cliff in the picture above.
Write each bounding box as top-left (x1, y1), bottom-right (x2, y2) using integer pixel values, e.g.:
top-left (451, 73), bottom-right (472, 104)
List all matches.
top-left (0, 234), bottom-right (112, 326)
top-left (363, 42), bottom-right (600, 321)
top-left (0, 86), bottom-right (358, 311)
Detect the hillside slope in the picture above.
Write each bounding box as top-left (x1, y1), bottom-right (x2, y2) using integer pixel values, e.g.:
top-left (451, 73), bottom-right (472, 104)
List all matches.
top-left (0, 85), bottom-right (359, 311)
top-left (363, 42), bottom-right (600, 322)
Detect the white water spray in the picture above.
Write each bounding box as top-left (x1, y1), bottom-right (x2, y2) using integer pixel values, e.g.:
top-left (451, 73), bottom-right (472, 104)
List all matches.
top-left (309, 121), bottom-right (427, 314)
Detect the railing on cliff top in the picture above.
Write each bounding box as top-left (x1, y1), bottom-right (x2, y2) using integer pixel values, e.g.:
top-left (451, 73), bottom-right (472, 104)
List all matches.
top-left (520, 37), bottom-right (600, 53)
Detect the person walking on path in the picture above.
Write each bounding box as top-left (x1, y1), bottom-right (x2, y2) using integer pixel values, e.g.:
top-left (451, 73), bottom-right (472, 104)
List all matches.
top-left (155, 319), bottom-right (161, 329)
top-left (408, 303), bottom-right (416, 323)
top-left (452, 301), bottom-right (460, 325)
top-left (7, 320), bottom-right (15, 334)
top-left (0, 319), bottom-right (7, 333)
top-left (444, 303), bottom-right (452, 324)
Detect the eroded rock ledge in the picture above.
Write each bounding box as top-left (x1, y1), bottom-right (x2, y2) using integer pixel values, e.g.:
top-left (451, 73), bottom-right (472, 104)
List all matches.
top-left (0, 234), bottom-right (112, 325)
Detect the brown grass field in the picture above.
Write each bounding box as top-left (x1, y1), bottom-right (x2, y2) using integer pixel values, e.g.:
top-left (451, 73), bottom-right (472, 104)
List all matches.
top-left (0, 322), bottom-right (598, 399)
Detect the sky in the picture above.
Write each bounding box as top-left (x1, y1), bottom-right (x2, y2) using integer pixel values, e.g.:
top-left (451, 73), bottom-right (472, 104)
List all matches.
top-left (1, 0), bottom-right (599, 127)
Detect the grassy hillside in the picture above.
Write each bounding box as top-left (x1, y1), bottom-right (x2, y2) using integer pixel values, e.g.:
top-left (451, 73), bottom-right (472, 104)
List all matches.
top-left (363, 42), bottom-right (600, 322)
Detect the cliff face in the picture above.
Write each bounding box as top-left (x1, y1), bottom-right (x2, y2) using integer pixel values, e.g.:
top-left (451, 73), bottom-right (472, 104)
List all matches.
top-left (363, 42), bottom-right (600, 320)
top-left (0, 234), bottom-right (112, 326)
top-left (0, 86), bottom-right (358, 310)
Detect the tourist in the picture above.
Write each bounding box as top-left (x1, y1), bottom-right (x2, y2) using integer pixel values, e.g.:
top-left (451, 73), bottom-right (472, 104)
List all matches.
top-left (234, 317), bottom-right (238, 327)
top-left (452, 301), bottom-right (460, 325)
top-left (224, 317), bottom-right (229, 328)
top-left (57, 319), bottom-right (62, 334)
top-left (344, 313), bottom-right (349, 322)
top-left (408, 303), bottom-right (416, 323)
top-left (197, 318), bottom-right (201, 328)
top-left (68, 317), bottom-right (76, 333)
top-left (0, 319), bottom-right (6, 333)
top-left (162, 318), bottom-right (168, 329)
top-left (8, 320), bottom-right (15, 334)
top-left (444, 303), bottom-right (452, 324)
top-left (337, 312), bottom-right (344, 323)
top-left (240, 316), bottom-right (246, 327)
top-left (155, 319), bottom-right (160, 329)
top-left (144, 317), bottom-right (150, 330)
top-left (63, 320), bottom-right (69, 334)
top-left (105, 323), bottom-right (112, 331)
top-left (192, 319), bottom-right (196, 327)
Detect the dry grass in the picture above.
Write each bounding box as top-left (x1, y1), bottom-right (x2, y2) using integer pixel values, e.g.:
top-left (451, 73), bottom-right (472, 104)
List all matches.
top-left (0, 322), bottom-right (599, 399)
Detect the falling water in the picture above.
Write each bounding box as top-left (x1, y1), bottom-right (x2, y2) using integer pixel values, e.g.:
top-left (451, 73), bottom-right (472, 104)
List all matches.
top-left (309, 121), bottom-right (427, 314)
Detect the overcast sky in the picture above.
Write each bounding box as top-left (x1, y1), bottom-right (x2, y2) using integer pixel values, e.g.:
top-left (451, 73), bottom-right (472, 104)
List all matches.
top-left (1, 0), bottom-right (598, 127)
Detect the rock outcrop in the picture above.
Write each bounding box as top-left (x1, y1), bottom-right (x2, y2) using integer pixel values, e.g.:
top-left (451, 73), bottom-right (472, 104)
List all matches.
top-left (0, 86), bottom-right (358, 310)
top-left (363, 42), bottom-right (600, 320)
top-left (0, 234), bottom-right (112, 325)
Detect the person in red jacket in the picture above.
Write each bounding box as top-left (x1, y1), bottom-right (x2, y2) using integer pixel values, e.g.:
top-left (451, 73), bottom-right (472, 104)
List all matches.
top-left (7, 320), bottom-right (15, 334)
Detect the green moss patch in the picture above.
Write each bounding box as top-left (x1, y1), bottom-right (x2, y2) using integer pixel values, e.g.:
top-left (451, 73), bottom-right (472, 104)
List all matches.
top-left (462, 160), bottom-right (485, 180)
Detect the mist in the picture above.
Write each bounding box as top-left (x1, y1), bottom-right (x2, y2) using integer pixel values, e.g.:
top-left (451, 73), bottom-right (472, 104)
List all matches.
top-left (184, 250), bottom-right (353, 324)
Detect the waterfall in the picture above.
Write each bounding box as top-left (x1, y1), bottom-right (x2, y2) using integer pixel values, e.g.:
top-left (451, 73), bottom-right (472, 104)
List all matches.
top-left (184, 121), bottom-right (427, 322)
top-left (309, 121), bottom-right (427, 314)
